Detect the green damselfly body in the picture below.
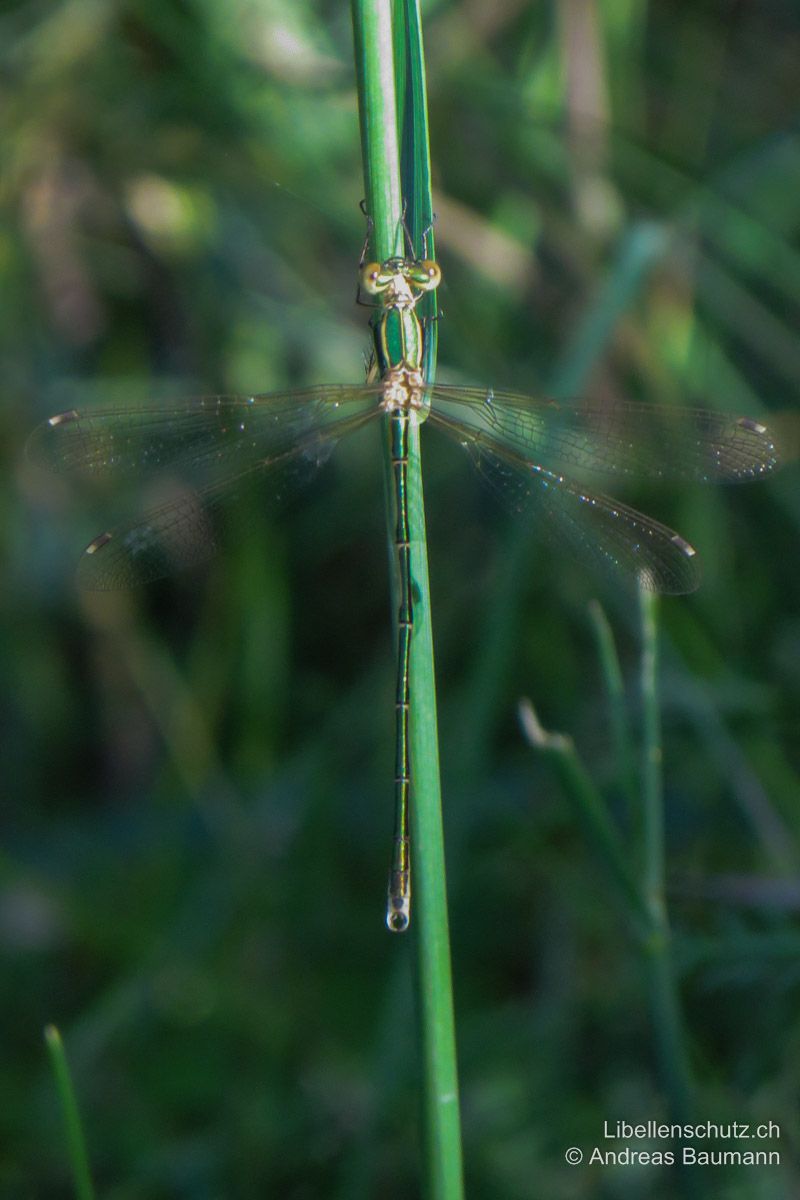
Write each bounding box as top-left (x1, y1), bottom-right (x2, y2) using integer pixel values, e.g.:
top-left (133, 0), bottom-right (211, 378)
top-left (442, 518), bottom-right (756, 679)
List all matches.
top-left (29, 247), bottom-right (781, 932)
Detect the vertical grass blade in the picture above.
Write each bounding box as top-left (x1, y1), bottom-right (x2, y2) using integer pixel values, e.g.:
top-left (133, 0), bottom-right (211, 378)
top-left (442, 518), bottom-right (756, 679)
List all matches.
top-left (640, 588), bottom-right (665, 913)
top-left (522, 590), bottom-right (700, 1197)
top-left (518, 698), bottom-right (651, 932)
top-left (351, 3), bottom-right (403, 261)
top-left (396, 0), bottom-right (438, 378)
top-left (588, 600), bottom-right (637, 813)
top-left (44, 1025), bottom-right (96, 1200)
top-left (350, 4), bottom-right (464, 1196)
top-left (639, 587), bottom-right (697, 1198)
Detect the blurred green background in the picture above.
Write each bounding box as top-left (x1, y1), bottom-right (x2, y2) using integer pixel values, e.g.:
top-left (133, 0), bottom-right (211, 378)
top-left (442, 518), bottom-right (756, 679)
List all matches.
top-left (3, 1), bottom-right (800, 1196)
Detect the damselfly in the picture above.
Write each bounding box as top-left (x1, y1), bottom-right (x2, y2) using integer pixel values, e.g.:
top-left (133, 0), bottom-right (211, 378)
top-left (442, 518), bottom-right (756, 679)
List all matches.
top-left (29, 250), bottom-right (780, 931)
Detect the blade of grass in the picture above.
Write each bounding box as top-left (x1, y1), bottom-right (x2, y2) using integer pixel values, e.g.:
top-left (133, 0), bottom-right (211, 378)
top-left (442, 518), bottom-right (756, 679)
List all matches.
top-left (394, 13), bottom-right (463, 1196)
top-left (396, 0), bottom-right (438, 377)
top-left (44, 1025), bottom-right (96, 1200)
top-left (587, 599), bottom-right (637, 814)
top-left (518, 698), bottom-right (650, 934)
top-left (521, 589), bottom-right (700, 1198)
top-left (351, 2), bottom-right (403, 261)
top-left (640, 588), bottom-right (665, 913)
top-left (350, 5), bottom-right (464, 1197)
top-left (639, 586), bottom-right (697, 1195)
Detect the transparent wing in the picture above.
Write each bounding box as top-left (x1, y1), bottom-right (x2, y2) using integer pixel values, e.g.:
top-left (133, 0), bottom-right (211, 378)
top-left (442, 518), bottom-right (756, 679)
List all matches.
top-left (428, 407), bottom-right (701, 593)
top-left (28, 387), bottom-right (384, 483)
top-left (29, 388), bottom-right (381, 589)
top-left (427, 385), bottom-right (780, 483)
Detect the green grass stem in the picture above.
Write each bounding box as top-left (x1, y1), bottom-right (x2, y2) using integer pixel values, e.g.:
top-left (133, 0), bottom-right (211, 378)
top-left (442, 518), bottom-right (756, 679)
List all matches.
top-left (518, 698), bottom-right (650, 934)
top-left (638, 589), bottom-right (695, 1135)
top-left (588, 599), bottom-right (637, 812)
top-left (521, 591), bottom-right (699, 1195)
top-left (44, 1025), bottom-right (96, 1200)
top-left (351, 3), bottom-right (403, 262)
top-left (350, 5), bottom-right (463, 1196)
top-left (397, 0), bottom-right (438, 378)
top-left (640, 588), bottom-right (665, 911)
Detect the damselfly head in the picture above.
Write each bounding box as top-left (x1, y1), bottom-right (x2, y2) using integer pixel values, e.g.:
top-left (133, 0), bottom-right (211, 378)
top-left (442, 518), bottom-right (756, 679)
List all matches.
top-left (360, 256), bottom-right (441, 300)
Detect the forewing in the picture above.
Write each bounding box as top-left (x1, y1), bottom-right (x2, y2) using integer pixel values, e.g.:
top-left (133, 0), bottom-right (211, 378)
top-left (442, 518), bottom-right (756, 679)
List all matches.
top-left (428, 385), bottom-right (780, 483)
top-left (28, 387), bottom-right (383, 484)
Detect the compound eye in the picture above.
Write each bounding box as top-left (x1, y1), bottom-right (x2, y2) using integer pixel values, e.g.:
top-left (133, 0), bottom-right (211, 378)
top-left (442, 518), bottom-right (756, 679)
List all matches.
top-left (360, 263), bottom-right (383, 294)
top-left (420, 260), bottom-right (441, 289)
